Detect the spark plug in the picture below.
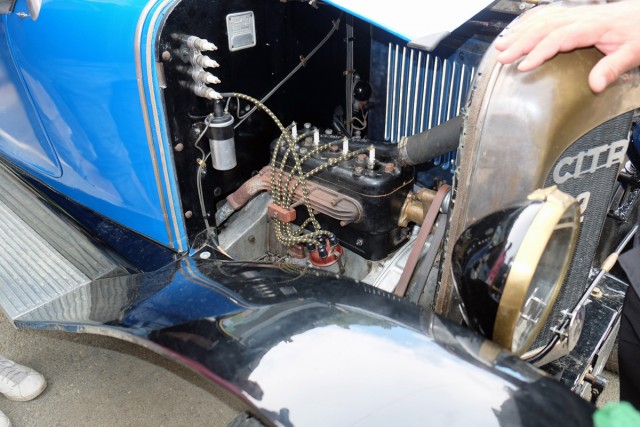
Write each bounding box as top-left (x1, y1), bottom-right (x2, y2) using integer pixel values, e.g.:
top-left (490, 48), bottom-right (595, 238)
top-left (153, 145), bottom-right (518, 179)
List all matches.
top-left (184, 35), bottom-right (218, 52)
top-left (172, 34), bottom-right (218, 52)
top-left (368, 145), bottom-right (376, 169)
top-left (177, 65), bottom-right (221, 85)
top-left (191, 69), bottom-right (221, 85)
top-left (191, 84), bottom-right (222, 100)
top-left (193, 54), bottom-right (219, 69)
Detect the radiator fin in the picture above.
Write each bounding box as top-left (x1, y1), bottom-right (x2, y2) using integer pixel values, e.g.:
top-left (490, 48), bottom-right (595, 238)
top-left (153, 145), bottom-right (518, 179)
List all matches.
top-left (384, 44), bottom-right (474, 170)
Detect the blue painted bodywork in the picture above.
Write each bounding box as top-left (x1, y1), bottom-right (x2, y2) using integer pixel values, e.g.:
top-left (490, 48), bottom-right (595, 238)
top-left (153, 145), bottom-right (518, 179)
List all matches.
top-left (0, 2), bottom-right (610, 424)
top-left (0, 0), bottom-right (187, 251)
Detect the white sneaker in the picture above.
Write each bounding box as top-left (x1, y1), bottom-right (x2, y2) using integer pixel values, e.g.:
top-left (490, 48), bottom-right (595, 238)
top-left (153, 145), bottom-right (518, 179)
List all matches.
top-left (0, 356), bottom-right (46, 402)
top-left (0, 409), bottom-right (11, 427)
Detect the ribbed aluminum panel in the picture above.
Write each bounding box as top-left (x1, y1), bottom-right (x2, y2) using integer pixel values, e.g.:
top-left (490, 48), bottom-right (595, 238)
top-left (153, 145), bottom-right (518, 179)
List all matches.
top-left (0, 166), bottom-right (125, 280)
top-left (18, 275), bottom-right (133, 324)
top-left (384, 43), bottom-right (474, 170)
top-left (0, 199), bottom-right (90, 320)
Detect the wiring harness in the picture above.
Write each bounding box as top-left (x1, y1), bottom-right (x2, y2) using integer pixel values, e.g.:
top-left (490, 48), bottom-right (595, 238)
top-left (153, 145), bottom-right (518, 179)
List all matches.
top-left (221, 92), bottom-right (364, 253)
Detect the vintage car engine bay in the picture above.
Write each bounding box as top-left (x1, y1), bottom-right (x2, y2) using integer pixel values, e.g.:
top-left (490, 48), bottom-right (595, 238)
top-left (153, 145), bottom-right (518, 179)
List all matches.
top-left (152, 0), bottom-right (640, 396)
top-left (157, 0), bottom-right (639, 397)
top-left (160, 0), bottom-right (500, 287)
top-left (2, 0), bottom-right (640, 425)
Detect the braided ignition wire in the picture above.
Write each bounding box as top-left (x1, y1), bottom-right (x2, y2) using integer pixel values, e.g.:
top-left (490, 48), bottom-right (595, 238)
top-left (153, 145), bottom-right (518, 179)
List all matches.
top-left (282, 147), bottom-right (365, 208)
top-left (219, 92), bottom-right (363, 249)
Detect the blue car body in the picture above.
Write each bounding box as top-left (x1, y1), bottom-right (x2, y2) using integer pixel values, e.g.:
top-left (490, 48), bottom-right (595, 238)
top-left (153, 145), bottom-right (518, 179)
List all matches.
top-left (1, 0), bottom-right (186, 251)
top-left (1, 1), bottom-right (636, 426)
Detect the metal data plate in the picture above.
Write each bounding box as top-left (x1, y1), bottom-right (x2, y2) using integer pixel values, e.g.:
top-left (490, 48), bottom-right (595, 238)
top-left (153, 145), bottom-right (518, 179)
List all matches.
top-left (226, 11), bottom-right (256, 52)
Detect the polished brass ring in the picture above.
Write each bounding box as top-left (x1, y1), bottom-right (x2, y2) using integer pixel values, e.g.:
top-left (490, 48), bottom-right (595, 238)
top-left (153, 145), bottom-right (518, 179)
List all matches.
top-left (493, 186), bottom-right (579, 354)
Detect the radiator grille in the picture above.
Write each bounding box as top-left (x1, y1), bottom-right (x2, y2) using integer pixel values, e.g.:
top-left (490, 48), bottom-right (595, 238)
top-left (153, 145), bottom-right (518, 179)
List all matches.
top-left (535, 113), bottom-right (633, 346)
top-left (384, 44), bottom-right (474, 170)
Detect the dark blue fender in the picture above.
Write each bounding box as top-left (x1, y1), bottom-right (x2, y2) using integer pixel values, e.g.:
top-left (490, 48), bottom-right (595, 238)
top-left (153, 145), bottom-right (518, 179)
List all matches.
top-left (17, 258), bottom-right (594, 427)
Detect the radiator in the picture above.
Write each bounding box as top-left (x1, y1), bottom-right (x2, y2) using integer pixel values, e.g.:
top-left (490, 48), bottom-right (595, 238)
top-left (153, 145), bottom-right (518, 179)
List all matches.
top-left (383, 43), bottom-right (475, 171)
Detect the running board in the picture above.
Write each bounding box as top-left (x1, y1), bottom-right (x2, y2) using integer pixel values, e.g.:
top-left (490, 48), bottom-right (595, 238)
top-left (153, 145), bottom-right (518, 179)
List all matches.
top-left (0, 164), bottom-right (130, 322)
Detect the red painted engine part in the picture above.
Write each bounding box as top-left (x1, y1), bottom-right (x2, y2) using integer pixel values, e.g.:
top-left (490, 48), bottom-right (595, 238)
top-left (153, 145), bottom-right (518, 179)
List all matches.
top-left (309, 238), bottom-right (344, 268)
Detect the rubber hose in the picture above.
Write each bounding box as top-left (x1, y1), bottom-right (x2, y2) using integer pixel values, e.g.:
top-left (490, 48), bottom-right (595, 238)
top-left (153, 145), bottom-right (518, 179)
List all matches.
top-left (399, 115), bottom-right (463, 166)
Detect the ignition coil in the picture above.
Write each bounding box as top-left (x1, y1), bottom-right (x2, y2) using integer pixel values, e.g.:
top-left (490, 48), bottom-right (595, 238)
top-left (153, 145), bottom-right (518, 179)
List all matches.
top-left (207, 101), bottom-right (237, 171)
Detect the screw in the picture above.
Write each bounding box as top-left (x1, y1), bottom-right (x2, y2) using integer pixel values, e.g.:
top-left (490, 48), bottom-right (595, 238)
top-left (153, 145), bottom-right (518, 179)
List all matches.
top-left (185, 210), bottom-right (193, 219)
top-left (248, 236), bottom-right (256, 244)
top-left (356, 238), bottom-right (364, 247)
top-left (199, 251), bottom-right (211, 259)
top-left (331, 199), bottom-right (337, 206)
top-left (161, 50), bottom-right (172, 62)
top-left (174, 143), bottom-right (184, 152)
top-left (329, 144), bottom-right (340, 152)
top-left (384, 162), bottom-right (395, 173)
top-left (353, 166), bottom-right (364, 176)
top-left (214, 187), bottom-right (222, 197)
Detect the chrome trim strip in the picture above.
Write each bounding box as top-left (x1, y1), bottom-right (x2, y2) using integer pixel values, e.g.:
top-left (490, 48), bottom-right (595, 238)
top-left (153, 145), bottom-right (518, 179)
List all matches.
top-left (428, 56), bottom-right (437, 129)
top-left (396, 46), bottom-right (406, 142)
top-left (446, 62), bottom-right (455, 121)
top-left (384, 43), bottom-right (392, 140)
top-left (456, 65), bottom-right (466, 116)
top-left (411, 51), bottom-right (421, 136)
top-left (437, 59), bottom-right (446, 126)
top-left (135, 0), bottom-right (175, 248)
top-left (390, 44), bottom-right (399, 141)
top-left (404, 48), bottom-right (413, 138)
top-left (420, 54), bottom-right (430, 132)
top-left (144, 0), bottom-right (185, 252)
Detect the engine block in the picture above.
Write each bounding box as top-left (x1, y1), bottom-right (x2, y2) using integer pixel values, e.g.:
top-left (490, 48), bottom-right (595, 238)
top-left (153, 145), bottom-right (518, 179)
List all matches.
top-left (271, 132), bottom-right (414, 260)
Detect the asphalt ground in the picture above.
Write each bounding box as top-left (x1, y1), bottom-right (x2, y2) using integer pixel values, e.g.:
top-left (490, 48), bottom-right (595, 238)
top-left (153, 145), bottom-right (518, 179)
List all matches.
top-left (0, 313), bottom-right (621, 426)
top-left (0, 315), bottom-right (242, 427)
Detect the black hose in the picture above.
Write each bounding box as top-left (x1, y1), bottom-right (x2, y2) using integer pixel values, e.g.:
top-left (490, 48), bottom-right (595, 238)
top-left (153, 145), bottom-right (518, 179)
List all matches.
top-left (399, 115), bottom-right (463, 166)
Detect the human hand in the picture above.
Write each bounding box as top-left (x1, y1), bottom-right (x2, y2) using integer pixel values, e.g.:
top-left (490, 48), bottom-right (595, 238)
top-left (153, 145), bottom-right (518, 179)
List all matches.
top-left (495, 1), bottom-right (640, 93)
